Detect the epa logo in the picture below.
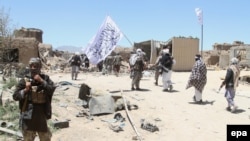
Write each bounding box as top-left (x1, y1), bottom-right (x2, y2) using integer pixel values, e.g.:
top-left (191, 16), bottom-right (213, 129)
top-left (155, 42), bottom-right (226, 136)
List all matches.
top-left (231, 131), bottom-right (247, 138)
top-left (227, 125), bottom-right (250, 141)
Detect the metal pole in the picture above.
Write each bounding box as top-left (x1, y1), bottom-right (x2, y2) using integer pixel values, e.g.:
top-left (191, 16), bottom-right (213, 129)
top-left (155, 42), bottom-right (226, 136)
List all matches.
top-left (201, 24), bottom-right (203, 58)
top-left (121, 31), bottom-right (133, 47)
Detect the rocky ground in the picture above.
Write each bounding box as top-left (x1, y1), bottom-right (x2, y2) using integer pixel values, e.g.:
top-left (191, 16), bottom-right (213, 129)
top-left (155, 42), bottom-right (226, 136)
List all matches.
top-left (0, 69), bottom-right (250, 141)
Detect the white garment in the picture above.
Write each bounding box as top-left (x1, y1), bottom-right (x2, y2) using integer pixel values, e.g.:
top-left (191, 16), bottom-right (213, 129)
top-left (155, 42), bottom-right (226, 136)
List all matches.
top-left (162, 70), bottom-right (172, 89)
top-left (172, 59), bottom-right (176, 65)
top-left (72, 65), bottom-right (79, 73)
top-left (71, 65), bottom-right (79, 79)
top-left (195, 88), bottom-right (202, 101)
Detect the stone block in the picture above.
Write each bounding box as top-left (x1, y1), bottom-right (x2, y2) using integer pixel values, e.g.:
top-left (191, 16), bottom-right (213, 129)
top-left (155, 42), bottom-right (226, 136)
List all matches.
top-left (52, 120), bottom-right (69, 129)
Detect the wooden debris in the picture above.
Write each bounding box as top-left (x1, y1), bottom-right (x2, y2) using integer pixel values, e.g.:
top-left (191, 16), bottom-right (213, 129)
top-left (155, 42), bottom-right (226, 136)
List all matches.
top-left (0, 127), bottom-right (23, 138)
top-left (52, 120), bottom-right (69, 129)
top-left (121, 90), bottom-right (142, 141)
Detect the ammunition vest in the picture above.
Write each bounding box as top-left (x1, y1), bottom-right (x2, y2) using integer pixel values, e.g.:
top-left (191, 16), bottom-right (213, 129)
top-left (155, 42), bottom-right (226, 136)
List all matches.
top-left (31, 86), bottom-right (46, 103)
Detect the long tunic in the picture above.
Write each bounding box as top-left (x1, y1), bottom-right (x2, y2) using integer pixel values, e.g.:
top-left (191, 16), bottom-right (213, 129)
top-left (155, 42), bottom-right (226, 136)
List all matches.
top-left (186, 60), bottom-right (207, 93)
top-left (13, 74), bottom-right (54, 132)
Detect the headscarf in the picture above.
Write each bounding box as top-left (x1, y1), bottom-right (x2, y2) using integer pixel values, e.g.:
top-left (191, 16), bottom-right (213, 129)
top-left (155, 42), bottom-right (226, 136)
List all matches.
top-left (162, 49), bottom-right (169, 54)
top-left (130, 49), bottom-right (143, 66)
top-left (231, 57), bottom-right (238, 65)
top-left (136, 48), bottom-right (142, 55)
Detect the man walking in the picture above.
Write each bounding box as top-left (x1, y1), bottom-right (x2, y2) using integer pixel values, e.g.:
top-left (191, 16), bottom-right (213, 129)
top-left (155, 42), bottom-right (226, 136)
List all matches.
top-left (129, 48), bottom-right (145, 90)
top-left (113, 52), bottom-right (123, 76)
top-left (219, 57), bottom-right (240, 112)
top-left (81, 53), bottom-right (90, 69)
top-left (161, 49), bottom-right (174, 91)
top-left (186, 54), bottom-right (207, 103)
top-left (102, 55), bottom-right (113, 75)
top-left (153, 51), bottom-right (163, 85)
top-left (68, 52), bottom-right (82, 80)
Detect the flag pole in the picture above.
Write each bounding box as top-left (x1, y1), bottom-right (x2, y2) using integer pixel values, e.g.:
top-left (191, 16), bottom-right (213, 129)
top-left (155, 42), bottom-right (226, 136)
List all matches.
top-left (201, 24), bottom-right (203, 58)
top-left (121, 31), bottom-right (134, 47)
top-left (195, 8), bottom-right (203, 58)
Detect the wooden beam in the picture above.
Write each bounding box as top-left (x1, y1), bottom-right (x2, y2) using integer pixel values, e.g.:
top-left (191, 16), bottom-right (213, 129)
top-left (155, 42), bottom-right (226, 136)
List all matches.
top-left (0, 127), bottom-right (23, 138)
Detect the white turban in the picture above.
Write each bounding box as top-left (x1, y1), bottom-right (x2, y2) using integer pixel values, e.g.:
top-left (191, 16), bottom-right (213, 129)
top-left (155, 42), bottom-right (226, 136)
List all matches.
top-left (136, 48), bottom-right (142, 54)
top-left (163, 49), bottom-right (169, 54)
top-left (231, 57), bottom-right (238, 64)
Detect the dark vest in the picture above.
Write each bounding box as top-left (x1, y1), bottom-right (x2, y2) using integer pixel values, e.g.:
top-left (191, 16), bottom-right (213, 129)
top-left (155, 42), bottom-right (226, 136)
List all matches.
top-left (161, 54), bottom-right (173, 70)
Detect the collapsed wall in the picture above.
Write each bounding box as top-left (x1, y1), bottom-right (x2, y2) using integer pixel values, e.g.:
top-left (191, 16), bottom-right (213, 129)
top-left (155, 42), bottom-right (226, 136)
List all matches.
top-left (12, 37), bottom-right (39, 65)
top-left (0, 28), bottom-right (43, 65)
top-left (206, 41), bottom-right (250, 69)
top-left (14, 27), bottom-right (43, 43)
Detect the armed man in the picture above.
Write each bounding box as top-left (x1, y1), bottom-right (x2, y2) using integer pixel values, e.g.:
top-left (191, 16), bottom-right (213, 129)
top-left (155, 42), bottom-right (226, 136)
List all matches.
top-left (13, 57), bottom-right (55, 141)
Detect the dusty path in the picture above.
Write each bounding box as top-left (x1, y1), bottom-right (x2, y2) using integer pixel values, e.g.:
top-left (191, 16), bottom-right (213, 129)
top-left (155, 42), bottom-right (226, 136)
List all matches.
top-left (34, 70), bottom-right (250, 141)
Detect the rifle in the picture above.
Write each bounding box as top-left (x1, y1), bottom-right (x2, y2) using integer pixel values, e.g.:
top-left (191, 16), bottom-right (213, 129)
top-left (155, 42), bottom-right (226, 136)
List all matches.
top-left (19, 91), bottom-right (28, 129)
top-left (217, 82), bottom-right (225, 93)
top-left (19, 78), bottom-right (33, 129)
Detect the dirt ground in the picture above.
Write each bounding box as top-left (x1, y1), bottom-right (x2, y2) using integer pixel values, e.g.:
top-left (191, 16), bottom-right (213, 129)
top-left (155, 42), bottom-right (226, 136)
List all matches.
top-left (41, 69), bottom-right (250, 141)
top-left (1, 69), bottom-right (249, 141)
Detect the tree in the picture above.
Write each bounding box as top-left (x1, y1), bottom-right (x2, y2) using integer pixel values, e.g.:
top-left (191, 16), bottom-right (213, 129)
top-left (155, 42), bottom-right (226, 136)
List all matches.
top-left (0, 7), bottom-right (15, 49)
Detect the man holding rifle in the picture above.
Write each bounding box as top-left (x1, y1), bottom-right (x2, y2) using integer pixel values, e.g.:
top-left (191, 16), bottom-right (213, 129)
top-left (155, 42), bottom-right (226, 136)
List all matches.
top-left (13, 57), bottom-right (55, 141)
top-left (219, 57), bottom-right (240, 113)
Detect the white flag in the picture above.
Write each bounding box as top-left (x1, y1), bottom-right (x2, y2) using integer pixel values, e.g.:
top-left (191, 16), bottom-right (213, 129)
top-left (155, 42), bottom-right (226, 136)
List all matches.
top-left (84, 16), bottom-right (123, 65)
top-left (195, 8), bottom-right (203, 25)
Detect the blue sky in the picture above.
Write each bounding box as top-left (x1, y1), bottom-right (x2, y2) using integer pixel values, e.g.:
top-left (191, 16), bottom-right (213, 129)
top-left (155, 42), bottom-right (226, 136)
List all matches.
top-left (1, 0), bottom-right (249, 51)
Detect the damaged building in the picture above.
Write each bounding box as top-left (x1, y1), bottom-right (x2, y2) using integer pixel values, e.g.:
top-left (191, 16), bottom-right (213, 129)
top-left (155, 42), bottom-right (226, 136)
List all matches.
top-left (206, 41), bottom-right (250, 69)
top-left (134, 36), bottom-right (199, 71)
top-left (230, 45), bottom-right (250, 68)
top-left (0, 27), bottom-right (70, 72)
top-left (1, 26), bottom-right (249, 73)
top-left (0, 28), bottom-right (42, 65)
top-left (134, 38), bottom-right (250, 71)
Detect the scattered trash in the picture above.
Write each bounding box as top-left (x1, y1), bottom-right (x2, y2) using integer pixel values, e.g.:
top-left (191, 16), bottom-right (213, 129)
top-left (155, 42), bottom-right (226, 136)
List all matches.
top-left (140, 119), bottom-right (159, 132)
top-left (109, 122), bottom-right (125, 132)
top-left (52, 120), bottom-right (69, 129)
top-left (102, 113), bottom-right (126, 132)
top-left (0, 127), bottom-right (23, 138)
top-left (154, 118), bottom-right (162, 122)
top-left (0, 120), bottom-right (7, 127)
top-left (128, 105), bottom-right (139, 111)
top-left (57, 81), bottom-right (80, 88)
top-left (114, 113), bottom-right (125, 122)
top-left (101, 119), bottom-right (117, 123)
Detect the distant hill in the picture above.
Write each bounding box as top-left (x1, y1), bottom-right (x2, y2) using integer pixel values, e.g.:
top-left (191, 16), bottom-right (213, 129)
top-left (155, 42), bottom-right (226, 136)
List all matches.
top-left (54, 46), bottom-right (83, 53)
top-left (54, 45), bottom-right (131, 53)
